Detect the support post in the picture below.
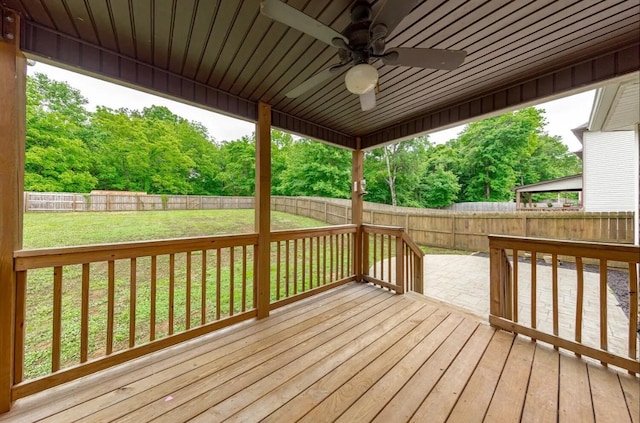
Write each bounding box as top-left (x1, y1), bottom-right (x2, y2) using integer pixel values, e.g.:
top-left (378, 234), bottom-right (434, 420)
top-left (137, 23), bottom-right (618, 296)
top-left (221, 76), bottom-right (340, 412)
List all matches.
top-left (352, 141), bottom-right (364, 281)
top-left (255, 102), bottom-right (271, 318)
top-left (489, 242), bottom-right (503, 323)
top-left (0, 9), bottom-right (25, 412)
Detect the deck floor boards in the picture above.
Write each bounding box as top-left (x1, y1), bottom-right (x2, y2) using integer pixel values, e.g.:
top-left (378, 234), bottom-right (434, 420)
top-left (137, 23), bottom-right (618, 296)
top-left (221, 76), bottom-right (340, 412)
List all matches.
top-left (1, 282), bottom-right (637, 423)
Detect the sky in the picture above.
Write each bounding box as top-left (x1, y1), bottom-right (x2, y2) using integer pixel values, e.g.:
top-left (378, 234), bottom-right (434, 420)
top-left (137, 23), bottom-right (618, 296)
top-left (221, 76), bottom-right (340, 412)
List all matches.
top-left (31, 61), bottom-right (594, 152)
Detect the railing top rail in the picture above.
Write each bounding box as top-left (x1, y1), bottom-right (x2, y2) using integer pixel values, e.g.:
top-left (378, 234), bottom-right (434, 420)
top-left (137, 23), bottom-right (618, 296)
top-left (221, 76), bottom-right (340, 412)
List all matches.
top-left (402, 233), bottom-right (425, 258)
top-left (270, 224), bottom-right (357, 242)
top-left (362, 224), bottom-right (405, 236)
top-left (489, 234), bottom-right (640, 262)
top-left (14, 233), bottom-right (259, 271)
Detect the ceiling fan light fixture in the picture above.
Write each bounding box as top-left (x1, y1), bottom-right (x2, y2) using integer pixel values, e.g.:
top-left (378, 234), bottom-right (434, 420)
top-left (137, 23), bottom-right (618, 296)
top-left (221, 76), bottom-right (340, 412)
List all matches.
top-left (345, 63), bottom-right (378, 95)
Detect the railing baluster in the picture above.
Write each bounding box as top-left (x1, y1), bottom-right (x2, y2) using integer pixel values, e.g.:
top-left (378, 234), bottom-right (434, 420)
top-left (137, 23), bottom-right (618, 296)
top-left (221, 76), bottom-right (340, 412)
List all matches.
top-left (600, 258), bottom-right (608, 356)
top-left (80, 264), bottom-right (89, 363)
top-left (513, 249), bottom-right (519, 322)
top-left (316, 236), bottom-right (321, 285)
top-left (253, 245), bottom-right (258, 309)
top-left (185, 252), bottom-right (191, 329)
top-left (276, 241), bottom-right (281, 300)
top-left (531, 250), bottom-right (537, 331)
top-left (329, 235), bottom-right (334, 282)
top-left (552, 253), bottom-right (558, 345)
top-left (302, 238), bottom-right (306, 291)
top-left (216, 249), bottom-right (221, 321)
top-left (129, 258), bottom-right (136, 347)
top-left (242, 246), bottom-right (247, 312)
top-left (340, 233), bottom-right (345, 279)
top-left (201, 250), bottom-right (207, 324)
top-left (362, 231), bottom-right (369, 279)
top-left (372, 233), bottom-right (377, 279)
top-left (229, 247), bottom-right (234, 316)
top-left (106, 261), bottom-right (115, 355)
top-left (169, 253), bottom-right (175, 335)
top-left (150, 255), bottom-right (157, 341)
top-left (388, 234), bottom-right (393, 283)
top-left (629, 262), bottom-right (638, 361)
top-left (294, 239), bottom-right (298, 295)
top-left (323, 236), bottom-right (327, 285)
top-left (285, 241), bottom-right (290, 298)
top-left (309, 237), bottom-right (314, 289)
top-left (575, 257), bottom-right (584, 353)
top-left (346, 233), bottom-right (351, 278)
top-left (380, 234), bottom-right (384, 281)
top-left (14, 271), bottom-right (27, 383)
top-left (52, 266), bottom-right (63, 372)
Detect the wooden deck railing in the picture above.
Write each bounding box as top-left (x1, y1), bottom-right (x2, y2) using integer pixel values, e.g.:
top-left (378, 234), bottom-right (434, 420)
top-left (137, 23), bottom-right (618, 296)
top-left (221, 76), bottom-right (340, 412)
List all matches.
top-left (269, 225), bottom-right (358, 309)
top-left (12, 233), bottom-right (259, 399)
top-left (362, 224), bottom-right (425, 294)
top-left (10, 224), bottom-right (423, 401)
top-left (489, 235), bottom-right (639, 374)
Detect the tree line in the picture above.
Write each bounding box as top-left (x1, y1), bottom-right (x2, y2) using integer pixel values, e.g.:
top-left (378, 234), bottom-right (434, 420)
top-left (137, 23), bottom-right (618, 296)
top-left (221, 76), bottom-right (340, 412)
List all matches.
top-left (25, 72), bottom-right (581, 208)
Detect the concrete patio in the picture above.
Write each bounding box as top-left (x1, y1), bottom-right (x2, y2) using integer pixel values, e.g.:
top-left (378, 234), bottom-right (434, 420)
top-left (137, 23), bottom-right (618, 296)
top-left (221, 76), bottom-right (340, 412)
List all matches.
top-left (423, 254), bottom-right (636, 359)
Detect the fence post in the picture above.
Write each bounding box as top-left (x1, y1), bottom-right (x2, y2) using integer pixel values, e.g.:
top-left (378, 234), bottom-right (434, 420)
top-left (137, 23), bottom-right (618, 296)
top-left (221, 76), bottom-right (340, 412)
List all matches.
top-left (451, 215), bottom-right (456, 249)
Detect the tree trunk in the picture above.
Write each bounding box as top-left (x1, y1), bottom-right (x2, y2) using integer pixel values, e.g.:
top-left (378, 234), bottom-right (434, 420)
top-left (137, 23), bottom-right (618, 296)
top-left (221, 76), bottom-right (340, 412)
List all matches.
top-left (485, 170), bottom-right (491, 199)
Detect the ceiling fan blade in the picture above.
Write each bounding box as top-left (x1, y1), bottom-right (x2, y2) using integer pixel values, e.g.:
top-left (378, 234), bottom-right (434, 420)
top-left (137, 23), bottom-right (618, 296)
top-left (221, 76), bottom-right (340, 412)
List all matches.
top-left (372, 0), bottom-right (421, 36)
top-left (260, 0), bottom-right (348, 47)
top-left (286, 65), bottom-right (344, 98)
top-left (382, 47), bottom-right (467, 70)
top-left (359, 89), bottom-right (376, 111)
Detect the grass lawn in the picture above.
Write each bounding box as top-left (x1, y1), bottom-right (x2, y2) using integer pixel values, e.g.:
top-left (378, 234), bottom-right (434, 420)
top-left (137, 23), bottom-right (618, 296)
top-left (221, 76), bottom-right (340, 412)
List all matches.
top-left (23, 209), bottom-right (328, 248)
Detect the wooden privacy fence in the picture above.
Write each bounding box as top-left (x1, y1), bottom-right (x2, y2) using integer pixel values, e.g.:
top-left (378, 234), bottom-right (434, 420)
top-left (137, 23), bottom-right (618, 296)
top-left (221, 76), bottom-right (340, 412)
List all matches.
top-left (25, 193), bottom-right (635, 250)
top-left (271, 196), bottom-right (636, 250)
top-left (488, 235), bottom-right (639, 374)
top-left (24, 192), bottom-right (254, 212)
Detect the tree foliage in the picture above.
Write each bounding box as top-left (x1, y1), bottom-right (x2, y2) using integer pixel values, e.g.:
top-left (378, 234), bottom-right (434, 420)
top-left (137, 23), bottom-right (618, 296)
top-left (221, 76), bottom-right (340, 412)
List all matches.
top-left (24, 72), bottom-right (582, 208)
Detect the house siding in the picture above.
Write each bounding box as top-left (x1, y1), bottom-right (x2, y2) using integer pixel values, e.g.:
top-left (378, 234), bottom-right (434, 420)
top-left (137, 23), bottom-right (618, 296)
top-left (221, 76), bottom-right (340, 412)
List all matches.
top-left (583, 130), bottom-right (639, 213)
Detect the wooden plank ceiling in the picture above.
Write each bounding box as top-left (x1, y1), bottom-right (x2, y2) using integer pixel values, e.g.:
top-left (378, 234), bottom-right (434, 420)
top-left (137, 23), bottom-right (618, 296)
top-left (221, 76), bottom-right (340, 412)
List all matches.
top-left (1, 0), bottom-right (639, 149)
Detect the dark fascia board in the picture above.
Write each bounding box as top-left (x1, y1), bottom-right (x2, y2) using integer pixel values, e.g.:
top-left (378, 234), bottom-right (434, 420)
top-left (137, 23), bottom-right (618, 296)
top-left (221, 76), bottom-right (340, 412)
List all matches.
top-left (19, 20), bottom-right (356, 150)
top-left (361, 42), bottom-right (640, 149)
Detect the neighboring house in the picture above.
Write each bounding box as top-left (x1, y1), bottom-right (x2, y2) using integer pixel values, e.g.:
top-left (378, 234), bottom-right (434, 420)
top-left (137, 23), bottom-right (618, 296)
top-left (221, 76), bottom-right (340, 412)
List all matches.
top-left (574, 73), bottom-right (639, 242)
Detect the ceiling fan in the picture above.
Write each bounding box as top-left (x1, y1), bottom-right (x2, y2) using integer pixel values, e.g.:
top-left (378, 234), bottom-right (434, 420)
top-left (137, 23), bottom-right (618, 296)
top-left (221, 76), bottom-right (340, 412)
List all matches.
top-left (260, 0), bottom-right (467, 111)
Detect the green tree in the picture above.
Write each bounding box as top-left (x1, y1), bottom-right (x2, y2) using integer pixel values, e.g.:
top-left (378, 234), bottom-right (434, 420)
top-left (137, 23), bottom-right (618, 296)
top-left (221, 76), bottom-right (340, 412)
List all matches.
top-left (217, 136), bottom-right (256, 196)
top-left (455, 108), bottom-right (545, 201)
top-left (279, 139), bottom-right (351, 198)
top-left (419, 166), bottom-right (460, 207)
top-left (25, 73), bottom-right (96, 192)
top-left (364, 137), bottom-right (430, 206)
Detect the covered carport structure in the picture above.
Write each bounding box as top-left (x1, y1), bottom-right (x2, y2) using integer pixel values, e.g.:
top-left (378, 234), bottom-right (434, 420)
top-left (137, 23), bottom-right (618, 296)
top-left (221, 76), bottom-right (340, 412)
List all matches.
top-left (514, 174), bottom-right (583, 210)
top-left (1, 0), bottom-right (639, 416)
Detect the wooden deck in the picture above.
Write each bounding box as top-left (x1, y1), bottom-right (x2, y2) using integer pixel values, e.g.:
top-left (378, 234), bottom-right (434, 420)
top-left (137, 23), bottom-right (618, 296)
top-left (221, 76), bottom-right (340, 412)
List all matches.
top-left (1, 282), bottom-right (638, 423)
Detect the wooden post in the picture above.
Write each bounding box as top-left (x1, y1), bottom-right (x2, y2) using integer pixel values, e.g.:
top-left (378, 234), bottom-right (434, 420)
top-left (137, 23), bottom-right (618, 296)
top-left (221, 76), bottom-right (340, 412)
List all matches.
top-left (0, 9), bottom-right (25, 412)
top-left (255, 102), bottom-right (271, 318)
top-left (352, 143), bottom-right (363, 281)
top-left (489, 241), bottom-right (502, 322)
top-left (395, 235), bottom-right (404, 293)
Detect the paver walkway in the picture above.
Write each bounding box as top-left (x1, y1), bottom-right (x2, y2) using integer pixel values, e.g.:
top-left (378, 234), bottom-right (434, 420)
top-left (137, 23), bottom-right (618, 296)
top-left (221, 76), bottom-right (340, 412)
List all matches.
top-left (423, 254), bottom-right (637, 359)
